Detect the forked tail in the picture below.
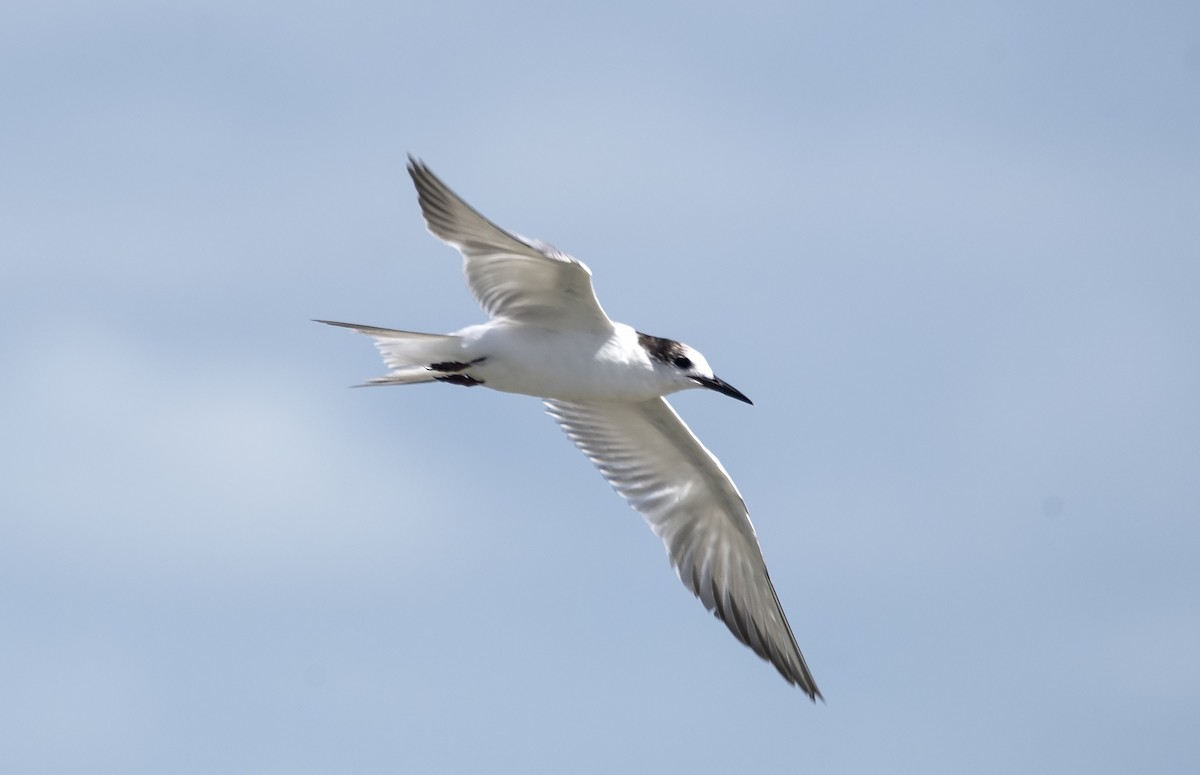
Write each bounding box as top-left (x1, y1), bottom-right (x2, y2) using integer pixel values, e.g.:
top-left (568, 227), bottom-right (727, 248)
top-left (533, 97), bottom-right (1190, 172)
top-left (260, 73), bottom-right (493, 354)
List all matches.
top-left (316, 320), bottom-right (467, 386)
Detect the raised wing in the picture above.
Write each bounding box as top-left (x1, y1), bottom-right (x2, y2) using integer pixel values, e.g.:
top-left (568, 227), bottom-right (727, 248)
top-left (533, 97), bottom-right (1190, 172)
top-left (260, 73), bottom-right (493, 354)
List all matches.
top-left (407, 157), bottom-right (612, 333)
top-left (544, 397), bottom-right (821, 699)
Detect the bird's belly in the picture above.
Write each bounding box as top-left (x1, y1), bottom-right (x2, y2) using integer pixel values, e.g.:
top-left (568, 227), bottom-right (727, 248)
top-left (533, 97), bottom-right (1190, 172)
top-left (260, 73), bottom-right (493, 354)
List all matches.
top-left (464, 328), bottom-right (666, 402)
top-left (473, 357), bottom-right (663, 402)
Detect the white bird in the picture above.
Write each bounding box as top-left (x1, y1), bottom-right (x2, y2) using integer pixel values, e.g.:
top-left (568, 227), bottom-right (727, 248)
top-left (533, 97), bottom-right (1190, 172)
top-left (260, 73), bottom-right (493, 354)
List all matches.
top-left (320, 157), bottom-right (821, 700)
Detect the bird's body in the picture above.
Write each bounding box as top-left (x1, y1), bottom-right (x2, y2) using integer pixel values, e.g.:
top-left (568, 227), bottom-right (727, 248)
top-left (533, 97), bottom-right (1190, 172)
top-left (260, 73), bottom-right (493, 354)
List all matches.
top-left (321, 158), bottom-right (822, 700)
top-left (446, 321), bottom-right (685, 403)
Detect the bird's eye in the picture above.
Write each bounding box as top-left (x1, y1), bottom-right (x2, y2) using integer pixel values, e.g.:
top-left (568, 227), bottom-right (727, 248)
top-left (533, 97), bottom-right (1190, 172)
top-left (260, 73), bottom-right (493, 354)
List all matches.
top-left (672, 355), bottom-right (693, 369)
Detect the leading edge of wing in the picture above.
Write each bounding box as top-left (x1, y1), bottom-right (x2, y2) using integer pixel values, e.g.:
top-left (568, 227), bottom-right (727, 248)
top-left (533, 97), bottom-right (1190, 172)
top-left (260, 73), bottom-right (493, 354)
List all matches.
top-left (543, 397), bottom-right (822, 700)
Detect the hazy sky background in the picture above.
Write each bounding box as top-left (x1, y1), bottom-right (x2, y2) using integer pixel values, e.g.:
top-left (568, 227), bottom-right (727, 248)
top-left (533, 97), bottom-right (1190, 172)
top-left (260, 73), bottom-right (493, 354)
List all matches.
top-left (3, 1), bottom-right (1198, 772)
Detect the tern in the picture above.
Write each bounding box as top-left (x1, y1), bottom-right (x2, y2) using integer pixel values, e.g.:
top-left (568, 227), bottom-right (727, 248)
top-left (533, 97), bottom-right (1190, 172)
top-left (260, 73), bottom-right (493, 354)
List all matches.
top-left (320, 157), bottom-right (821, 700)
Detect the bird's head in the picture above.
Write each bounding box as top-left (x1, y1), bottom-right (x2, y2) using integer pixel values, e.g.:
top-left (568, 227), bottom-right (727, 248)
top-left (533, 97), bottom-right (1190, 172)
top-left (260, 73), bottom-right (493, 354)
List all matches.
top-left (637, 331), bottom-right (752, 405)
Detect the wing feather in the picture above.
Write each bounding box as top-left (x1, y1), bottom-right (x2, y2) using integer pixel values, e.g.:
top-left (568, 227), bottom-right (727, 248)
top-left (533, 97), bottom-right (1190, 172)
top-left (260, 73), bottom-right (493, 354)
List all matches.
top-left (544, 397), bottom-right (821, 699)
top-left (407, 158), bottom-right (612, 332)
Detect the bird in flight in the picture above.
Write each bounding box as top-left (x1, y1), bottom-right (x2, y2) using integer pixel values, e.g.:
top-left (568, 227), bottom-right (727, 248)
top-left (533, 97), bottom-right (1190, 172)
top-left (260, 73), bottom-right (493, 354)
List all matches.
top-left (320, 157), bottom-right (821, 700)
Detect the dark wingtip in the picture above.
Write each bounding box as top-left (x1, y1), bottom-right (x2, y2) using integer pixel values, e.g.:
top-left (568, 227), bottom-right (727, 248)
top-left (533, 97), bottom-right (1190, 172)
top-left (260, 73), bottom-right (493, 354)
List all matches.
top-left (406, 155), bottom-right (427, 190)
top-left (407, 154), bottom-right (433, 182)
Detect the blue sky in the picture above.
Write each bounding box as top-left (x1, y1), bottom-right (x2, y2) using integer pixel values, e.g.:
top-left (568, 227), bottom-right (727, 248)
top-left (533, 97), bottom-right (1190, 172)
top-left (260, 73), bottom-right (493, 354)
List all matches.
top-left (3, 1), bottom-right (1198, 772)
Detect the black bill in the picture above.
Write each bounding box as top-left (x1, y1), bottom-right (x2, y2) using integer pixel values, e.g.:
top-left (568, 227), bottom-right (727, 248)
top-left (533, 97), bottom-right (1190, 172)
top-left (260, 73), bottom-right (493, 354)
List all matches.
top-left (691, 375), bottom-right (753, 405)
